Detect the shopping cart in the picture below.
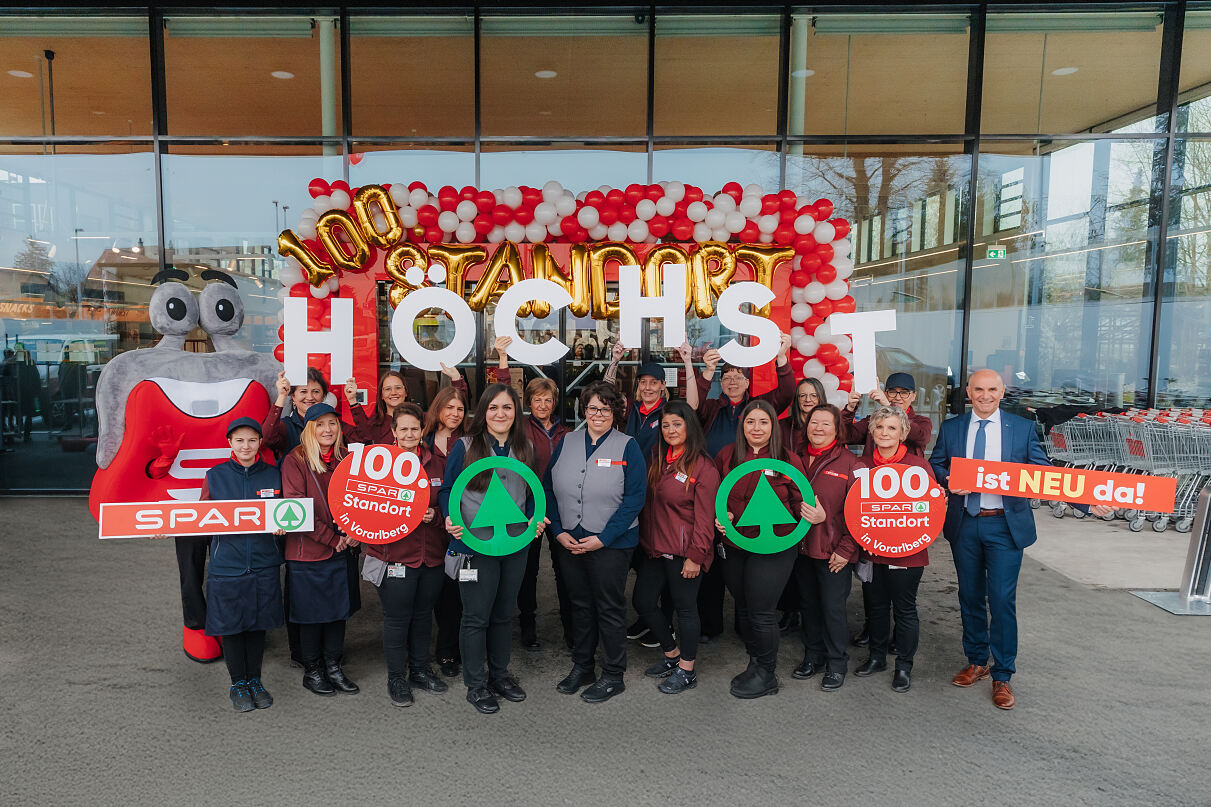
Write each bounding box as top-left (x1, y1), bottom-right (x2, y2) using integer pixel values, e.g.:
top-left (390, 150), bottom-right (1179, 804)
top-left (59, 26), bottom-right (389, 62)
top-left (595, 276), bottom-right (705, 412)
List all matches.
top-left (1113, 414), bottom-right (1211, 533)
top-left (1045, 414), bottom-right (1123, 519)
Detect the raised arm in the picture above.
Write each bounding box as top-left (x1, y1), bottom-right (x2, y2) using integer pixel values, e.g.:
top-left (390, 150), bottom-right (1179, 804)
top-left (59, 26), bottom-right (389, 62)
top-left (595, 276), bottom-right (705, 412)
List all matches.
top-left (603, 339), bottom-right (626, 386)
top-left (675, 341), bottom-right (699, 410)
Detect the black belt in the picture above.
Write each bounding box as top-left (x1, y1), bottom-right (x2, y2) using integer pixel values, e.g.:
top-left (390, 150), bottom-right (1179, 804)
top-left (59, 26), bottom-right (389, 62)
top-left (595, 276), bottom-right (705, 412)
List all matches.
top-left (976, 508), bottom-right (1005, 518)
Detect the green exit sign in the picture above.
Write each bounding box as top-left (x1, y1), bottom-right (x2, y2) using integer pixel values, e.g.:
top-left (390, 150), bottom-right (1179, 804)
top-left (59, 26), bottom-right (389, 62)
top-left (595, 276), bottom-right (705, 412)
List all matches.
top-left (987, 246), bottom-right (1007, 259)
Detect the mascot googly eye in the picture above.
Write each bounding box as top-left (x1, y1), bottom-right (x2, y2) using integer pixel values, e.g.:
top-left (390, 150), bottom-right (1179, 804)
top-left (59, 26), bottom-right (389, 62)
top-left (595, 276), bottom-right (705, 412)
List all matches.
top-left (198, 271), bottom-right (245, 348)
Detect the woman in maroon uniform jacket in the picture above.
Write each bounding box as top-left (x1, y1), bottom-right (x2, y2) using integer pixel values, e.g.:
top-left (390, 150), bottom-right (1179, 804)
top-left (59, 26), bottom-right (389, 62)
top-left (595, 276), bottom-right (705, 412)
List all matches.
top-left (346, 365), bottom-right (468, 446)
top-left (634, 400), bottom-right (720, 695)
top-left (852, 406), bottom-right (933, 694)
top-left (359, 403), bottom-right (450, 708)
top-left (792, 404), bottom-right (862, 692)
top-left (714, 399), bottom-right (807, 699)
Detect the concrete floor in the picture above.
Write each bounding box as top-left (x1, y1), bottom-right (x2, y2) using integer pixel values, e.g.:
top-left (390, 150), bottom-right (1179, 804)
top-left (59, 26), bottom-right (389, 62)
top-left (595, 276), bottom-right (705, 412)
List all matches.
top-left (2, 497), bottom-right (1209, 807)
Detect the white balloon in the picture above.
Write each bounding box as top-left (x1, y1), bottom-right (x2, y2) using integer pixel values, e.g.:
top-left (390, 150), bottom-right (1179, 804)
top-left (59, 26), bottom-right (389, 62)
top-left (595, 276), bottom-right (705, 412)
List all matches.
top-left (329, 189), bottom-right (351, 210)
top-left (757, 214), bottom-right (779, 234)
top-left (665, 181), bottom-right (685, 202)
top-left (456, 200), bottom-right (477, 221)
top-left (297, 219), bottom-right (318, 239)
top-left (525, 222), bottom-right (548, 243)
top-left (828, 335), bottom-right (853, 355)
top-left (813, 321), bottom-right (833, 342)
top-left (555, 194), bottom-right (576, 217)
top-left (454, 221), bottom-right (475, 243)
top-left (576, 190), bottom-right (588, 203)
top-left (399, 206), bottom-right (418, 228)
top-left (313, 195), bottom-right (332, 213)
top-left (705, 209), bottom-right (726, 229)
top-left (589, 224), bottom-right (608, 240)
top-left (279, 265), bottom-right (304, 287)
top-left (725, 211), bottom-right (746, 234)
top-left (607, 221), bottom-right (628, 242)
top-left (797, 196), bottom-right (813, 209)
top-left (493, 188), bottom-right (506, 204)
top-left (712, 193), bottom-right (737, 213)
top-left (438, 210), bottom-right (459, 232)
top-left (791, 286), bottom-right (806, 304)
top-left (758, 232), bottom-right (774, 243)
top-left (799, 335), bottom-right (820, 356)
top-left (655, 197), bottom-right (676, 217)
top-left (832, 257), bottom-right (855, 279)
top-left (309, 282), bottom-right (330, 299)
top-left (372, 210), bottom-right (388, 231)
top-left (692, 222), bottom-right (712, 243)
top-left (813, 221), bottom-right (836, 243)
top-left (276, 286), bottom-right (289, 302)
top-left (744, 183), bottom-right (764, 197)
top-left (831, 238), bottom-right (851, 258)
top-left (597, 185), bottom-right (611, 196)
top-left (547, 221), bottom-right (564, 237)
top-left (738, 196), bottom-right (761, 217)
top-left (428, 195), bottom-right (439, 209)
top-left (790, 302), bottom-right (811, 323)
top-left (804, 358), bottom-right (826, 377)
top-left (790, 326), bottom-right (806, 340)
top-left (577, 206), bottom-right (600, 229)
top-left (502, 222), bottom-right (525, 242)
top-left (822, 373), bottom-right (841, 394)
top-left (827, 391), bottom-right (850, 408)
top-left (804, 281), bottom-right (826, 304)
top-left (793, 336), bottom-right (811, 355)
top-left (542, 180), bottom-right (564, 201)
top-left (327, 276), bottom-right (340, 292)
top-left (299, 207), bottom-right (318, 222)
top-left (712, 228), bottom-right (731, 241)
top-left (635, 199), bottom-right (657, 221)
top-left (533, 202), bottom-right (557, 225)
top-left (409, 188), bottom-right (429, 208)
top-left (825, 280), bottom-right (848, 300)
top-left (794, 214), bottom-right (816, 235)
top-left (389, 184), bottom-right (411, 205)
top-left (503, 187), bottom-right (523, 208)
top-left (627, 220), bottom-right (649, 242)
top-left (487, 225), bottom-right (506, 244)
top-left (687, 201), bottom-right (709, 222)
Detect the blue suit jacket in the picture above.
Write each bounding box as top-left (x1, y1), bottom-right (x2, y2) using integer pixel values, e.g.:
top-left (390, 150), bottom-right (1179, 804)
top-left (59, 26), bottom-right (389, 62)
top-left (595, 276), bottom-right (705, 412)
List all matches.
top-left (929, 409), bottom-right (1051, 550)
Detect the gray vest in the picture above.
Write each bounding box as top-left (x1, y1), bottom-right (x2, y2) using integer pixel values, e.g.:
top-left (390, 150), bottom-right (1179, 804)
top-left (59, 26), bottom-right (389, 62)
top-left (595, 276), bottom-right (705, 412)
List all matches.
top-left (550, 428), bottom-right (638, 534)
top-left (456, 436), bottom-right (529, 544)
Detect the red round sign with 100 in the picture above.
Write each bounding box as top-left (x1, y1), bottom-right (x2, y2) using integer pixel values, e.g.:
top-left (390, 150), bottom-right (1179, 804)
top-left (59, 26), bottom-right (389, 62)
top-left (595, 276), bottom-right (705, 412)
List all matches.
top-left (328, 443), bottom-right (431, 544)
top-left (843, 462), bottom-right (946, 558)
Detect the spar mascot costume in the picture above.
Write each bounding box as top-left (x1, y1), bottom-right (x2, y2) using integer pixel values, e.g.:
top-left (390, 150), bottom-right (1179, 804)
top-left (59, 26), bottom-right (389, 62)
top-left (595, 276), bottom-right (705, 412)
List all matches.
top-left (90, 268), bottom-right (281, 662)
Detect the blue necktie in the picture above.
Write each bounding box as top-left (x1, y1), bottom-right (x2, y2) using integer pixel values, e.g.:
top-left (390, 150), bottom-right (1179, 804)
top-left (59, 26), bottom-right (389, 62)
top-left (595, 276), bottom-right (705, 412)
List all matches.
top-left (966, 419), bottom-right (990, 517)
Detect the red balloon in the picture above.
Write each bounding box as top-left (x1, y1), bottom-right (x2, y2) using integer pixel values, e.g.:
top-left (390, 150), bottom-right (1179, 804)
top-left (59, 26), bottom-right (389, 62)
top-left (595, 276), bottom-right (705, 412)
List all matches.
top-left (673, 200), bottom-right (689, 218)
top-left (804, 315), bottom-right (825, 332)
top-left (417, 205), bottom-right (439, 226)
top-left (760, 195), bottom-right (780, 215)
top-left (599, 206), bottom-right (619, 226)
top-left (273, 344), bottom-right (285, 362)
top-left (567, 226), bottom-right (588, 243)
top-left (815, 243), bottom-right (834, 264)
top-left (514, 206), bottom-right (534, 225)
top-left (408, 181), bottom-right (428, 192)
top-left (816, 343), bottom-right (840, 360)
top-left (789, 353), bottom-right (807, 374)
top-left (813, 198), bottom-right (834, 219)
top-left (837, 376), bottom-right (853, 392)
top-left (796, 204), bottom-right (817, 220)
top-left (645, 184), bottom-right (664, 201)
top-left (307, 178), bottom-right (330, 199)
top-left (473, 215), bottom-right (494, 235)
top-left (830, 218), bottom-right (850, 239)
top-left (625, 184), bottom-right (645, 205)
top-left (306, 296), bottom-right (327, 318)
top-left (438, 194), bottom-right (458, 212)
top-left (780, 207), bottom-right (798, 222)
top-left (671, 218), bottom-right (695, 241)
top-left (794, 234), bottom-right (818, 253)
top-left (277, 324), bottom-right (285, 341)
top-left (722, 181), bottom-right (743, 199)
top-left (619, 206), bottom-right (637, 225)
top-left (459, 185), bottom-right (476, 201)
top-left (289, 283), bottom-right (310, 297)
top-left (738, 222), bottom-right (761, 242)
top-left (561, 215), bottom-right (580, 234)
top-left (790, 269), bottom-right (810, 287)
top-left (523, 186), bottom-right (542, 204)
top-left (320, 312), bottom-right (331, 329)
top-left (585, 190), bottom-right (606, 207)
top-left (773, 225), bottom-right (795, 245)
top-left (329, 179), bottom-right (350, 194)
top-left (779, 189), bottom-right (798, 207)
top-left (606, 189), bottom-right (625, 206)
top-left (812, 299), bottom-right (834, 318)
top-left (800, 253), bottom-right (822, 272)
top-left (684, 186), bottom-right (704, 203)
top-left (816, 264), bottom-right (837, 283)
top-left (424, 225), bottom-right (444, 243)
top-left (475, 191), bottom-right (496, 213)
top-left (492, 205), bottom-right (513, 226)
top-left (648, 215), bottom-right (670, 238)
top-left (832, 296), bottom-right (857, 314)
top-left (438, 184), bottom-right (458, 200)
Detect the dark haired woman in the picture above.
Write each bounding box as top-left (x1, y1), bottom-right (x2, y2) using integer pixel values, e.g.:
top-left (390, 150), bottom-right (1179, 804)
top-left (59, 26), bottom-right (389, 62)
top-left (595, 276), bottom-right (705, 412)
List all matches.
top-left (545, 380), bottom-right (647, 703)
top-left (792, 404), bottom-right (862, 692)
top-left (714, 399), bottom-right (809, 699)
top-left (776, 376), bottom-right (828, 634)
top-left (361, 403), bottom-right (449, 707)
top-left (347, 364), bottom-right (466, 445)
top-left (262, 367), bottom-right (331, 460)
top-left (633, 400), bottom-right (719, 694)
top-left (439, 384), bottom-right (546, 715)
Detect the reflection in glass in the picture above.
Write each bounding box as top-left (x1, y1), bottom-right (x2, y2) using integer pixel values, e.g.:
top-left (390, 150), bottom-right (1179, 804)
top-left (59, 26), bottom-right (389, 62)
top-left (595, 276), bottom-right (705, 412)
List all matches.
top-left (350, 146), bottom-right (475, 193)
top-left (481, 147), bottom-right (647, 192)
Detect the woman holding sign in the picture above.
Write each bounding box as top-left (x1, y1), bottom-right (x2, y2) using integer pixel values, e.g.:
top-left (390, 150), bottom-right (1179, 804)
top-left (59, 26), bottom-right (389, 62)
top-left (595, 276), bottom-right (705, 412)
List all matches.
top-left (792, 404), bottom-right (861, 691)
top-left (346, 365), bottom-right (467, 446)
top-left (361, 403), bottom-right (449, 708)
top-left (439, 384), bottom-right (544, 715)
top-left (714, 399), bottom-right (807, 699)
top-left (279, 403), bottom-right (360, 697)
top-left (853, 406), bottom-right (934, 693)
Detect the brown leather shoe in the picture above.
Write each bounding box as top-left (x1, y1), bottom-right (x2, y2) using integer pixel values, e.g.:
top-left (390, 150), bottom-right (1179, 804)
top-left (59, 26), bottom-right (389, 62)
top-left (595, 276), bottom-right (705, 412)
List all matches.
top-left (951, 664), bottom-right (991, 687)
top-left (992, 681), bottom-right (1015, 710)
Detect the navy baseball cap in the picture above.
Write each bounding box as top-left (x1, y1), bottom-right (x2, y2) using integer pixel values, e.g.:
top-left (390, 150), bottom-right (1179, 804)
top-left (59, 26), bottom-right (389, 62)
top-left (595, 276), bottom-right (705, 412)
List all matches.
top-left (637, 362), bottom-right (666, 382)
top-left (304, 402), bottom-right (339, 423)
top-left (885, 372), bottom-right (916, 392)
top-left (226, 416), bottom-right (263, 438)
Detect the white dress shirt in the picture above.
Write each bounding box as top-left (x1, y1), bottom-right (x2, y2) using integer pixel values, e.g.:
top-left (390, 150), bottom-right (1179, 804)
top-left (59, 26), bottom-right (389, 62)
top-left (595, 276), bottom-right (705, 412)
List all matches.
top-left (965, 407), bottom-right (1003, 509)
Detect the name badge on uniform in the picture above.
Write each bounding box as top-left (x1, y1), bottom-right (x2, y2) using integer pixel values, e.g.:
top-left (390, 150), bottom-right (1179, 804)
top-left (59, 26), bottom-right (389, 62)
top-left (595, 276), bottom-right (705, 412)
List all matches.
top-left (258, 488), bottom-right (278, 498)
top-left (674, 472), bottom-right (688, 483)
top-left (661, 553), bottom-right (674, 560)
top-left (889, 565), bottom-right (908, 571)
top-left (763, 469), bottom-right (777, 477)
top-left (459, 567), bottom-right (478, 583)
top-left (596, 458), bottom-right (626, 468)
top-left (824, 470), bottom-right (848, 480)
top-left (430, 477), bottom-right (442, 487)
top-left (387, 564), bottom-right (407, 578)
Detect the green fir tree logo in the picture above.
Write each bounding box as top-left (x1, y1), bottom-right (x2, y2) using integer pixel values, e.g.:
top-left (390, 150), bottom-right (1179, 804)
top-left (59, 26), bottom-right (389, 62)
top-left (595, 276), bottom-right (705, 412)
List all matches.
top-left (735, 474), bottom-right (796, 542)
top-left (470, 472), bottom-right (528, 540)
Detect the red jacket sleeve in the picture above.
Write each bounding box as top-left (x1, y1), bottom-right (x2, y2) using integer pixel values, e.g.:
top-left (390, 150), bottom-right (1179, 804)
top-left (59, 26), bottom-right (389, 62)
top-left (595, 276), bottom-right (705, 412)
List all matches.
top-left (198, 477), bottom-right (211, 502)
top-left (832, 460), bottom-right (860, 562)
top-left (755, 362), bottom-right (795, 414)
top-left (345, 402), bottom-right (373, 444)
top-left (261, 404), bottom-right (289, 453)
top-left (841, 407), bottom-right (868, 447)
top-left (686, 459), bottom-right (720, 567)
top-left (907, 413), bottom-right (933, 454)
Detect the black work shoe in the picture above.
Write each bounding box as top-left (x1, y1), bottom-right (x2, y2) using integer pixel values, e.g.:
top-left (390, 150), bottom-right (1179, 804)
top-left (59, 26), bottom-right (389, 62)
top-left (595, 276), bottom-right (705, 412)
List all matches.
top-left (644, 657), bottom-right (680, 678)
top-left (731, 657), bottom-right (760, 688)
top-left (388, 676), bottom-right (414, 707)
top-left (556, 666), bottom-right (596, 695)
top-left (820, 671), bottom-right (846, 691)
top-left (891, 669), bottom-right (911, 693)
top-left (581, 677), bottom-right (625, 703)
top-left (408, 667), bottom-right (448, 694)
top-left (658, 667), bottom-right (697, 694)
top-left (626, 620), bottom-right (650, 641)
top-left (247, 678), bottom-right (273, 709)
top-left (730, 667), bottom-right (779, 699)
top-left (229, 680), bottom-right (255, 712)
top-left (439, 658), bottom-right (460, 678)
top-left (792, 658), bottom-right (822, 680)
top-left (852, 627), bottom-right (870, 647)
top-left (855, 658), bottom-right (888, 677)
top-left (490, 676), bottom-right (526, 703)
top-left (521, 625), bottom-right (540, 651)
top-left (303, 663), bottom-right (335, 696)
top-left (466, 686), bottom-right (499, 714)
top-left (325, 659), bottom-right (359, 694)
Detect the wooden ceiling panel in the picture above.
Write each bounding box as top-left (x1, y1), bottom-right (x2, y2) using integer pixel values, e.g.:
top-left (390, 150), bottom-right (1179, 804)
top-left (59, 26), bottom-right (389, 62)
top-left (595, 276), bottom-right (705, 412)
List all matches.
top-left (350, 36), bottom-right (475, 137)
top-left (653, 35), bottom-right (781, 135)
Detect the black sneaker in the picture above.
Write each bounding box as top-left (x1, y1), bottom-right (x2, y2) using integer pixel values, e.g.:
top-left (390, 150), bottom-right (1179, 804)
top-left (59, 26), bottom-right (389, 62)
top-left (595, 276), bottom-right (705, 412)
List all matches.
top-left (644, 657), bottom-right (680, 678)
top-left (490, 676), bottom-right (527, 703)
top-left (229, 680), bottom-right (255, 712)
top-left (556, 666), bottom-right (596, 695)
top-left (820, 671), bottom-right (845, 691)
top-left (581, 677), bottom-right (625, 703)
top-left (626, 620), bottom-right (650, 641)
top-left (639, 630), bottom-right (667, 649)
top-left (408, 667), bottom-right (449, 694)
top-left (246, 678), bottom-right (273, 709)
top-left (792, 657), bottom-right (823, 680)
top-left (466, 686), bottom-right (499, 714)
top-left (439, 658), bottom-right (460, 678)
top-left (388, 676), bottom-right (414, 707)
top-left (658, 667), bottom-right (697, 695)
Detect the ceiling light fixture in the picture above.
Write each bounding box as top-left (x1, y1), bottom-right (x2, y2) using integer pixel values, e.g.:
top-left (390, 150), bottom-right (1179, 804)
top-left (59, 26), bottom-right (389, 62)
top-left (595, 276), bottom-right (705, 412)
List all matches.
top-left (271, 70), bottom-right (294, 79)
top-left (534, 69), bottom-right (557, 79)
top-left (7, 70), bottom-right (33, 78)
top-left (1050, 67), bottom-right (1079, 76)
top-left (790, 69), bottom-right (815, 78)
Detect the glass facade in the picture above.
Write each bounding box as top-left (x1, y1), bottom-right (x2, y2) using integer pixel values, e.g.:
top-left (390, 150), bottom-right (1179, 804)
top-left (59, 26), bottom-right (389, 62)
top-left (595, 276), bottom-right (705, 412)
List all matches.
top-left (0, 4), bottom-right (1205, 491)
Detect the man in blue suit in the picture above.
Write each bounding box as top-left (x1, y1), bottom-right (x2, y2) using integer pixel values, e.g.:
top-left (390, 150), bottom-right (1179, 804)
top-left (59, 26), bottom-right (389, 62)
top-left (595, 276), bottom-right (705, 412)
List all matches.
top-left (930, 369), bottom-right (1107, 710)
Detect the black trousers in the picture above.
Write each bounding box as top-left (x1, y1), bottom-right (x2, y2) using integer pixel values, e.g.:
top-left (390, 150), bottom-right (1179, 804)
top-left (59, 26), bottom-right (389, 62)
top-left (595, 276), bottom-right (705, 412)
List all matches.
top-left (721, 545), bottom-right (797, 672)
top-left (697, 553), bottom-right (726, 637)
top-left (632, 555), bottom-right (703, 661)
top-left (298, 620), bottom-right (346, 665)
top-left (867, 564), bottom-right (924, 671)
top-left (174, 536), bottom-right (209, 630)
top-left (376, 564), bottom-right (444, 679)
top-left (517, 532), bottom-right (574, 640)
top-left (222, 630), bottom-right (266, 683)
top-left (777, 574), bottom-right (800, 613)
top-left (434, 576), bottom-right (462, 663)
top-left (459, 550), bottom-right (528, 690)
top-left (556, 544), bottom-right (633, 678)
top-left (796, 556), bottom-right (852, 674)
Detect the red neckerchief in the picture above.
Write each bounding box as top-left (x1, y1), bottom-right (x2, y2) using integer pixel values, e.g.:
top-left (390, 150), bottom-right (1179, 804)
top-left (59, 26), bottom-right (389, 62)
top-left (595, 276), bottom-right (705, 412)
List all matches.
top-left (666, 446), bottom-right (686, 464)
top-left (639, 399), bottom-right (662, 417)
top-left (873, 444), bottom-right (908, 465)
top-left (905, 406), bottom-right (914, 417)
top-left (319, 448), bottom-right (335, 465)
top-left (807, 439), bottom-right (836, 457)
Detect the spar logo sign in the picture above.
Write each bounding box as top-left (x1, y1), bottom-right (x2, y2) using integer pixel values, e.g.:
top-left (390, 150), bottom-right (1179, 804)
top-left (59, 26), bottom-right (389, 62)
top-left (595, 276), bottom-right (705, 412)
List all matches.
top-left (328, 443), bottom-right (431, 545)
top-left (98, 498), bottom-right (315, 539)
top-left (272, 499), bottom-right (309, 531)
top-left (843, 463), bottom-right (945, 558)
